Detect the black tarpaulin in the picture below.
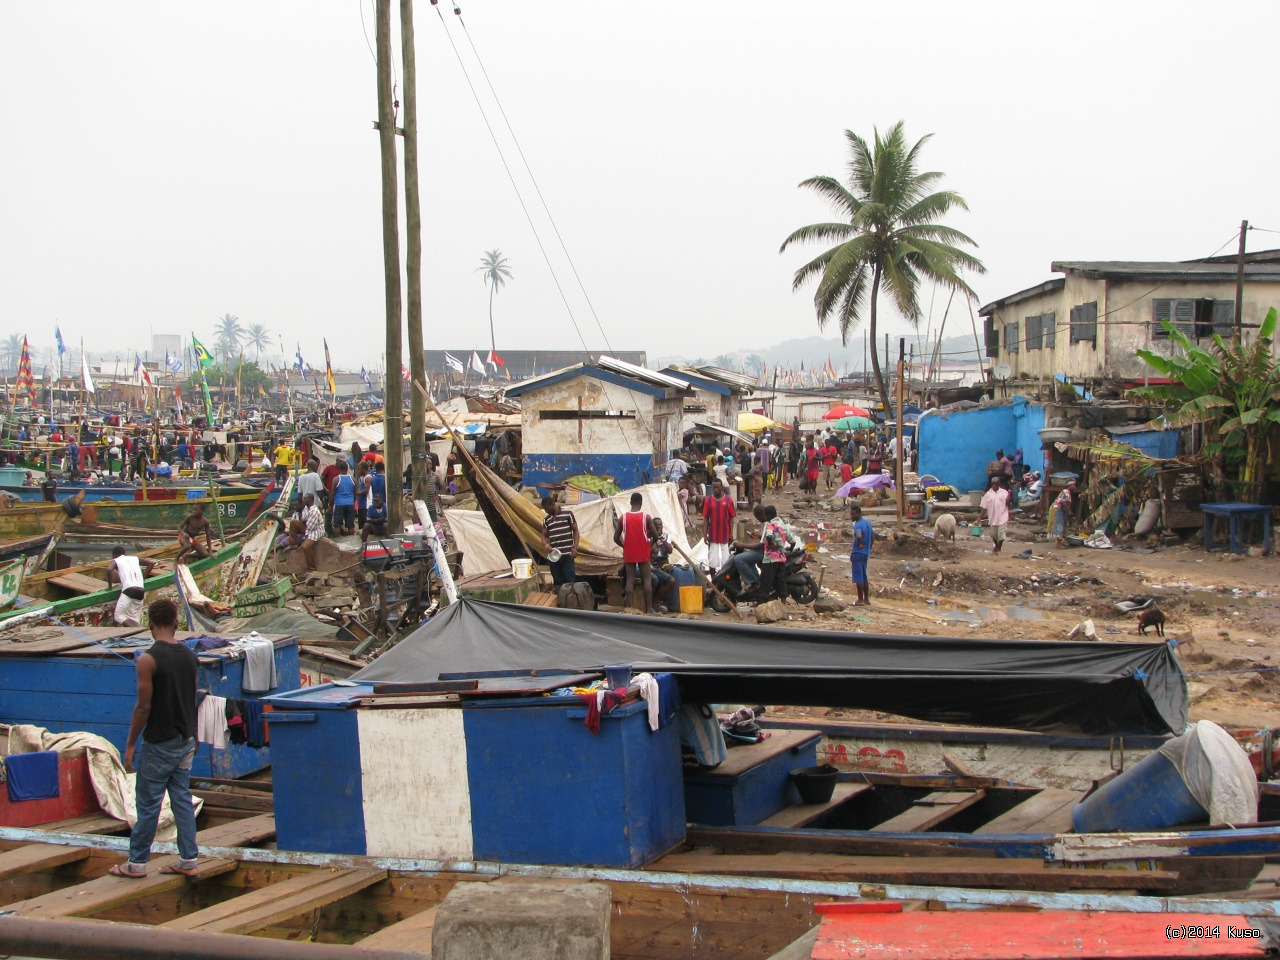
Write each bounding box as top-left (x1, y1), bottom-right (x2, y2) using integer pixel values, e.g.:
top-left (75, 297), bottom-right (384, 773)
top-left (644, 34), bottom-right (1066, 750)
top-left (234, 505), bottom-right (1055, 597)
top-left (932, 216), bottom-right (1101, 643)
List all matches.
top-left (351, 599), bottom-right (1188, 736)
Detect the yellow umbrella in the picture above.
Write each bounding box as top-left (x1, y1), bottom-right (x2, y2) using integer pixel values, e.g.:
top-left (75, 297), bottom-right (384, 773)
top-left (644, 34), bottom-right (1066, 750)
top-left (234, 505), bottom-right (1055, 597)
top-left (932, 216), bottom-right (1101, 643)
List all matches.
top-left (737, 411), bottom-right (780, 434)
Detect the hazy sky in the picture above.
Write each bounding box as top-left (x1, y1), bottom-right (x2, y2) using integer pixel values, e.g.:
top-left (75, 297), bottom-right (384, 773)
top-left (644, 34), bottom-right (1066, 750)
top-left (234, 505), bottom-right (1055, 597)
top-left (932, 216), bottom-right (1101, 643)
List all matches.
top-left (2, 1), bottom-right (1277, 372)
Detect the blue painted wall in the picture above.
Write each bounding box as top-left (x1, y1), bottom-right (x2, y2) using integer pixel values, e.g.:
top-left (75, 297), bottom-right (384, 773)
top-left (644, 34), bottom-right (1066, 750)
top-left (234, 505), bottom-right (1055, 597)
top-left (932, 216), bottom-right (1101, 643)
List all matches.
top-left (521, 453), bottom-right (654, 492)
top-left (0, 642), bottom-right (299, 780)
top-left (1117, 430), bottom-right (1180, 459)
top-left (918, 399), bottom-right (1045, 492)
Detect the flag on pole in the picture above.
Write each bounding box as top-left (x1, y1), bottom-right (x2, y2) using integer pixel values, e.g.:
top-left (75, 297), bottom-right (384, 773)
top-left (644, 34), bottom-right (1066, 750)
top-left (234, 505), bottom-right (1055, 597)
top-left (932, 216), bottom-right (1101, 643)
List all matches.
top-left (54, 326), bottom-right (66, 357)
top-left (360, 367), bottom-right (372, 391)
top-left (258, 384), bottom-right (268, 398)
top-left (323, 339), bottom-right (336, 398)
top-left (15, 337), bottom-right (36, 406)
top-left (81, 350), bottom-right (95, 393)
top-left (191, 335), bottom-right (215, 369)
top-left (401, 365), bottom-right (410, 382)
top-left (824, 355), bottom-right (836, 381)
top-left (487, 349), bottom-right (505, 370)
top-left (294, 345), bottom-right (308, 381)
top-left (165, 350), bottom-right (183, 373)
top-left (174, 386), bottom-right (183, 419)
top-left (444, 352), bottom-right (464, 375)
top-left (469, 351), bottom-right (486, 376)
top-left (134, 354), bottom-right (154, 388)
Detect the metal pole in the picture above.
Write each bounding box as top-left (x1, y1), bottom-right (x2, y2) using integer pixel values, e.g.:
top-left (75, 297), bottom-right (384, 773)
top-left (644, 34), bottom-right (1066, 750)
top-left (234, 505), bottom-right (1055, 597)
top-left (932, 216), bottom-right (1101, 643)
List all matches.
top-left (1234, 219), bottom-right (1248, 336)
top-left (0, 914), bottom-right (426, 960)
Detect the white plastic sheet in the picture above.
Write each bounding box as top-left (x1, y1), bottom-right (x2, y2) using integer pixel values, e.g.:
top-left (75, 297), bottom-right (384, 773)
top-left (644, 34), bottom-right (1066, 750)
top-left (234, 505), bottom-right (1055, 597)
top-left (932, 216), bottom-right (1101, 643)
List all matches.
top-left (443, 508), bottom-right (510, 577)
top-left (1159, 720), bottom-right (1259, 824)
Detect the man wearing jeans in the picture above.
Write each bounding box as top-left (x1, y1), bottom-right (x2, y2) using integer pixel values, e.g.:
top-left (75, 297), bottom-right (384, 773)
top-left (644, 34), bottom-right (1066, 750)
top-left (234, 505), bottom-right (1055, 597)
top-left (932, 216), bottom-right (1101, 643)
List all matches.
top-left (111, 599), bottom-right (200, 879)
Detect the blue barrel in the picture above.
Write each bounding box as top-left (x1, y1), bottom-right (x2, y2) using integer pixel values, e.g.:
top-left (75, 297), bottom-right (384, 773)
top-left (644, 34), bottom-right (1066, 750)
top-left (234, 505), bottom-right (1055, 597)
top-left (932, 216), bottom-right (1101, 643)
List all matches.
top-left (671, 566), bottom-right (699, 610)
top-left (1072, 750), bottom-right (1207, 833)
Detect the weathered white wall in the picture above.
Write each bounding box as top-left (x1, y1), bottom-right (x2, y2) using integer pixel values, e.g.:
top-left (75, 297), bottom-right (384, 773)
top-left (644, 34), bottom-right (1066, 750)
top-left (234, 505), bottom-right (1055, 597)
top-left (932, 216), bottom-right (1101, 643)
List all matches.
top-left (520, 375), bottom-right (655, 456)
top-left (358, 708), bottom-right (472, 860)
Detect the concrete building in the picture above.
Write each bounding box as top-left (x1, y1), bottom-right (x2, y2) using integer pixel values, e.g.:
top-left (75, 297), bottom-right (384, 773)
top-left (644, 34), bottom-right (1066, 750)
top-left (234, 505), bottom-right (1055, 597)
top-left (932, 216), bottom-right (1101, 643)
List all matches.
top-left (660, 365), bottom-right (754, 437)
top-left (504, 357), bottom-right (690, 490)
top-left (979, 257), bottom-right (1280, 385)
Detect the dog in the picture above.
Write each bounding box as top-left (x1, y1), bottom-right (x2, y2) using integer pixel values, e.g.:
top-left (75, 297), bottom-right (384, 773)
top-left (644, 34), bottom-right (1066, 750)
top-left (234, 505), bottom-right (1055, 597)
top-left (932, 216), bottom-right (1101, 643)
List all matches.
top-left (933, 513), bottom-right (957, 541)
top-left (1137, 608), bottom-right (1165, 637)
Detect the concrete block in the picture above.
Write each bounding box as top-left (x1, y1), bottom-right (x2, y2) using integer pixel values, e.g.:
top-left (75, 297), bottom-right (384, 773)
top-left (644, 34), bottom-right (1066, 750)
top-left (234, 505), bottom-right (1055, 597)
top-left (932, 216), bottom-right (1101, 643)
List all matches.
top-left (433, 880), bottom-right (610, 960)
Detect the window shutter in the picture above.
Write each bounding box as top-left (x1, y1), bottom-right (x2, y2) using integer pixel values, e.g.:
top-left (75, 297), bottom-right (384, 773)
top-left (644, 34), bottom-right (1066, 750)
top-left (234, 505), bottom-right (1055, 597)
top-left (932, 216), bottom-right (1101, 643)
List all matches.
top-left (1043, 312), bottom-right (1056, 349)
top-left (1071, 302), bottom-right (1097, 345)
top-left (1212, 300), bottom-right (1235, 338)
top-left (1004, 321), bottom-right (1019, 353)
top-left (1024, 315), bottom-right (1040, 350)
top-left (1152, 298), bottom-right (1172, 338)
top-left (1173, 299), bottom-right (1194, 337)
top-left (984, 316), bottom-right (999, 357)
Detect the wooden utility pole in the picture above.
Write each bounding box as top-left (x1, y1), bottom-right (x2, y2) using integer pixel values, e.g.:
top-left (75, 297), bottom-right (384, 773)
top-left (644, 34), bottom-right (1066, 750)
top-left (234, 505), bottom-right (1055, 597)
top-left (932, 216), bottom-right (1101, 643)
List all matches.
top-left (401, 0), bottom-right (428, 502)
top-left (1234, 219), bottom-right (1248, 336)
top-left (895, 338), bottom-right (905, 534)
top-left (375, 0), bottom-right (405, 529)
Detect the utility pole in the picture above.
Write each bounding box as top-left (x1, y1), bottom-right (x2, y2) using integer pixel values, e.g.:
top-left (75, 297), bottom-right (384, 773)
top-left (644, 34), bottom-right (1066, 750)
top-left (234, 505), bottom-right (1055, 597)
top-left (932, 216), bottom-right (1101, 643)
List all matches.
top-left (895, 338), bottom-right (905, 535)
top-left (1234, 219), bottom-right (1248, 336)
top-left (375, 0), bottom-right (405, 530)
top-left (401, 0), bottom-right (428, 502)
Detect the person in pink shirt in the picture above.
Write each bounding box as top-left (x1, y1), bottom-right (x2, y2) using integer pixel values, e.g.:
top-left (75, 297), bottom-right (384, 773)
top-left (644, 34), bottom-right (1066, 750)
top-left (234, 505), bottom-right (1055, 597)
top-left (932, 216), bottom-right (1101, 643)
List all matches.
top-left (978, 476), bottom-right (1011, 554)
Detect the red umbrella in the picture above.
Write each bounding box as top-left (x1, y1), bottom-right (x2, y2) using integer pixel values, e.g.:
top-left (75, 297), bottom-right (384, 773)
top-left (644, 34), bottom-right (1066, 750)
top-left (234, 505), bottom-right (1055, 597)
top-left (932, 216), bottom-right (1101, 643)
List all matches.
top-left (822, 404), bottom-right (871, 420)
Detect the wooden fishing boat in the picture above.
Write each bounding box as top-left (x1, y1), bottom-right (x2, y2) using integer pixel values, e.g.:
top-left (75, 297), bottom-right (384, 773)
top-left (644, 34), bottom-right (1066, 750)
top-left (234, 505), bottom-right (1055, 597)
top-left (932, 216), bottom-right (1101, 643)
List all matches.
top-left (0, 558), bottom-right (26, 610)
top-left (0, 491), bottom-right (86, 540)
top-left (74, 487), bottom-right (279, 534)
top-left (0, 531), bottom-right (61, 578)
top-left (0, 479), bottom-right (269, 504)
top-left (17, 542), bottom-right (182, 602)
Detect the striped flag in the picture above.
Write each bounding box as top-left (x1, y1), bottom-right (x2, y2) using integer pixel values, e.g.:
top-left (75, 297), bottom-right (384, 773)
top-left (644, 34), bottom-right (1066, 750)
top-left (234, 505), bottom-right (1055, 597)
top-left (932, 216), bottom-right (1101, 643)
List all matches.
top-left (323, 339), bottom-right (336, 398)
top-left (15, 337), bottom-right (36, 405)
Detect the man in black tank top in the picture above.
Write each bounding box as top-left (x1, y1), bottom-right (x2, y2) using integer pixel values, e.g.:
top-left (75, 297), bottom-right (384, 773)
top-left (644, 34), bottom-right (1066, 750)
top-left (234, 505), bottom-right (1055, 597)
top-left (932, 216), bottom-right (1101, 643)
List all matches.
top-left (110, 599), bottom-right (202, 879)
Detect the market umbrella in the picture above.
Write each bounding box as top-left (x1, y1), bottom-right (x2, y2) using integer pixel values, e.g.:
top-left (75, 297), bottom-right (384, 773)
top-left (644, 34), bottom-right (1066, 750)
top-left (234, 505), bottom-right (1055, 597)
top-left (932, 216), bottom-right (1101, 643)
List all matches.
top-left (835, 474), bottom-right (896, 499)
top-left (737, 412), bottom-right (781, 434)
top-left (822, 404), bottom-right (871, 420)
top-left (831, 416), bottom-right (874, 431)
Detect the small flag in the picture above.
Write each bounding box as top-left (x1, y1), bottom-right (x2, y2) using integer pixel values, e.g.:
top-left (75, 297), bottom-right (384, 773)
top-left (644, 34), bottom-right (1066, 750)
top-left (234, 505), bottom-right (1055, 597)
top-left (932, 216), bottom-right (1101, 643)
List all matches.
top-left (191, 335), bottom-right (215, 369)
top-left (16, 337), bottom-right (36, 405)
top-left (294, 344), bottom-right (308, 381)
top-left (134, 354), bottom-right (153, 388)
top-left (81, 351), bottom-right (95, 394)
top-left (360, 367), bottom-right (372, 390)
top-left (165, 350), bottom-right (183, 373)
top-left (824, 355), bottom-right (836, 380)
top-left (487, 349), bottom-right (505, 370)
top-left (401, 365), bottom-right (411, 382)
top-left (175, 386), bottom-right (183, 417)
top-left (323, 338), bottom-right (336, 397)
top-left (258, 384), bottom-right (267, 398)
top-left (469, 351), bottom-right (486, 376)
top-left (444, 352), bottom-right (464, 375)
top-left (54, 326), bottom-right (66, 357)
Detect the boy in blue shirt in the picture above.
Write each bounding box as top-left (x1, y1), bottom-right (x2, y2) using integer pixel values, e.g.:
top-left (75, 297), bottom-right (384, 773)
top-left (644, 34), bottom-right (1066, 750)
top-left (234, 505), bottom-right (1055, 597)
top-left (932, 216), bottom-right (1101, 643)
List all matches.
top-left (361, 495), bottom-right (388, 543)
top-left (849, 503), bottom-right (874, 606)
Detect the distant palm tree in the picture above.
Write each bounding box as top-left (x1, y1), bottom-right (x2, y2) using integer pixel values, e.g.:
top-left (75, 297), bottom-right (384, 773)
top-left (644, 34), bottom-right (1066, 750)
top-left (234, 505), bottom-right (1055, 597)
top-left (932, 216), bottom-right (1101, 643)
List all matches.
top-left (245, 323), bottom-right (270, 361)
top-left (0, 334), bottom-right (23, 375)
top-left (780, 121), bottom-right (984, 416)
top-left (476, 250), bottom-right (513, 360)
top-left (214, 313), bottom-right (244, 361)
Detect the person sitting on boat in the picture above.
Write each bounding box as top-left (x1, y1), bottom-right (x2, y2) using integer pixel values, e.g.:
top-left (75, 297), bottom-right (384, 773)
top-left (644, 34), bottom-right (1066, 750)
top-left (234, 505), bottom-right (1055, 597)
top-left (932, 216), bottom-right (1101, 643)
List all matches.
top-left (361, 494), bottom-right (388, 543)
top-left (175, 503), bottom-right (214, 565)
top-left (40, 474), bottom-right (57, 503)
top-left (106, 546), bottom-right (157, 627)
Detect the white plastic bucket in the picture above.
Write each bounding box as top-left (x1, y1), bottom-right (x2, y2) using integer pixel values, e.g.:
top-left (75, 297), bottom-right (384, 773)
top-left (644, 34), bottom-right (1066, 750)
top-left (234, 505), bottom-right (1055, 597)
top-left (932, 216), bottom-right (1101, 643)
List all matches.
top-left (511, 559), bottom-right (534, 579)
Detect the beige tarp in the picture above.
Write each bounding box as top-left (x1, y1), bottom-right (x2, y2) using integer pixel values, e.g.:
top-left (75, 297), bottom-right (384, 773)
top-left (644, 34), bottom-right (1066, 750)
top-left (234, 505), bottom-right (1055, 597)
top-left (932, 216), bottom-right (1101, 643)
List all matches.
top-left (570, 482), bottom-right (707, 566)
top-left (6, 724), bottom-right (200, 840)
top-left (443, 508), bottom-right (511, 577)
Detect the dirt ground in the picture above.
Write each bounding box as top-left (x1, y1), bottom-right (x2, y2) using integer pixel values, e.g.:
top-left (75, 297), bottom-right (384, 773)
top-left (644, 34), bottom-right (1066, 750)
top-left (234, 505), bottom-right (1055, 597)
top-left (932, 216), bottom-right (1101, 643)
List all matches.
top-left (694, 484), bottom-right (1280, 734)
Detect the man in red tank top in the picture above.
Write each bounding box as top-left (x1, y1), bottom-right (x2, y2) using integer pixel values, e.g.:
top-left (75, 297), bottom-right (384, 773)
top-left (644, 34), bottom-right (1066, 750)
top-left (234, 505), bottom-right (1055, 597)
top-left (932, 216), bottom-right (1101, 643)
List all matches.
top-left (613, 492), bottom-right (659, 613)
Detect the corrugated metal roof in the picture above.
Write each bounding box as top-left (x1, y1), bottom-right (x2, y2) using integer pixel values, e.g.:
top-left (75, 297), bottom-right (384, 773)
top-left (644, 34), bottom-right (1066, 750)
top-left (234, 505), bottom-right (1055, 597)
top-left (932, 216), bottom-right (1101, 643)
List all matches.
top-left (596, 355), bottom-right (689, 389)
top-left (979, 278), bottom-right (1066, 316)
top-left (692, 365), bottom-right (759, 392)
top-left (1052, 260), bottom-right (1280, 281)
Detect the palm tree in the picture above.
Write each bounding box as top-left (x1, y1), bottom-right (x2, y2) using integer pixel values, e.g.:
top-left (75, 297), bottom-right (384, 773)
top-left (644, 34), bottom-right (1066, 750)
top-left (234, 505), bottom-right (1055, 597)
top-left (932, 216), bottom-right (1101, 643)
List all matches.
top-left (214, 313), bottom-right (243, 362)
top-left (476, 250), bottom-right (513, 360)
top-left (0, 334), bottom-right (23, 376)
top-left (780, 122), bottom-right (984, 416)
top-left (245, 323), bottom-right (270, 362)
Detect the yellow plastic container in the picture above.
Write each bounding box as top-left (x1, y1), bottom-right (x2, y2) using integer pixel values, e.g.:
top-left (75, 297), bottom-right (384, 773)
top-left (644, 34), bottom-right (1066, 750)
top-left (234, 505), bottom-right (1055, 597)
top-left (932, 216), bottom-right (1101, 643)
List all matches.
top-left (678, 584), bottom-right (704, 614)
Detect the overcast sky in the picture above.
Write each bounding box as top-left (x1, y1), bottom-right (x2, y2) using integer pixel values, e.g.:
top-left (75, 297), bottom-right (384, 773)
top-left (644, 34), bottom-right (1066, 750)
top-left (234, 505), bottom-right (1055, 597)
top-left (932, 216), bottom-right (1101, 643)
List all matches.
top-left (2, 1), bottom-right (1277, 372)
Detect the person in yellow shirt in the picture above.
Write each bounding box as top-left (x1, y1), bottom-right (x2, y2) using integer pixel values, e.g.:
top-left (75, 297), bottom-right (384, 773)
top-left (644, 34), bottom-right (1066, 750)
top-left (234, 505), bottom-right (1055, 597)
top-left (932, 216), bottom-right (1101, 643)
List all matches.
top-left (273, 443), bottom-right (295, 485)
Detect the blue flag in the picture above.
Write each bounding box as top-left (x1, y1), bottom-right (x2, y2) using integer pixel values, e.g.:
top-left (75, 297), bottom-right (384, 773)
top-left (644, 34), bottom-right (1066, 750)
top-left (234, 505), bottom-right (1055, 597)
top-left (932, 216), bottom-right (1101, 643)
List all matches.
top-left (294, 345), bottom-right (308, 381)
top-left (360, 367), bottom-right (372, 390)
top-left (55, 326), bottom-right (66, 357)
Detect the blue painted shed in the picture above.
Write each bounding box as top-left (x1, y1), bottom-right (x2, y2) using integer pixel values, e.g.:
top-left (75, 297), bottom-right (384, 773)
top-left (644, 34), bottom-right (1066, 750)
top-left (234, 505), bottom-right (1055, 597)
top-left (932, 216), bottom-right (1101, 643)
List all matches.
top-left (0, 630), bottom-right (299, 779)
top-left (1107, 423), bottom-right (1181, 460)
top-left (505, 358), bottom-right (690, 491)
top-left (917, 398), bottom-right (1047, 492)
top-left (264, 672), bottom-right (685, 867)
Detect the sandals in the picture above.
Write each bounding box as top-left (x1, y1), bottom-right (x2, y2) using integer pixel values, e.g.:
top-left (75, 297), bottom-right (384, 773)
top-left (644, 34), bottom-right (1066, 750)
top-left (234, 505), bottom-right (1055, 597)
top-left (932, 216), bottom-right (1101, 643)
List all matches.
top-left (159, 862), bottom-right (200, 878)
top-left (109, 863), bottom-right (148, 879)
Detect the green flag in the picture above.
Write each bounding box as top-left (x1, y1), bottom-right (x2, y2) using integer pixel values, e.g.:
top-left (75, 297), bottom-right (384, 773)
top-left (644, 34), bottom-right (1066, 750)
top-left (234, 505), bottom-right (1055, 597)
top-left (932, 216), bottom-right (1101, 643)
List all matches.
top-left (191, 334), bottom-right (216, 369)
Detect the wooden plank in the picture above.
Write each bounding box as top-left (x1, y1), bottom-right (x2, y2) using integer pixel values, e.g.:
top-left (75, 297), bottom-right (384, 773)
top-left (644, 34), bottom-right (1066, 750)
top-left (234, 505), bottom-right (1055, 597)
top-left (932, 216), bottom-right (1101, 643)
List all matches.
top-left (32, 814), bottom-right (130, 835)
top-left (10, 857), bottom-right (240, 917)
top-left (976, 788), bottom-right (1081, 836)
top-left (693, 729), bottom-right (821, 780)
top-left (164, 866), bottom-right (385, 934)
top-left (758, 783), bottom-right (871, 830)
top-left (0, 632), bottom-right (95, 656)
top-left (46, 573), bottom-right (110, 595)
top-left (684, 825), bottom-right (995, 860)
top-left (871, 791), bottom-right (986, 833)
top-left (0, 844), bottom-right (90, 881)
top-left (355, 904), bottom-right (440, 950)
top-left (646, 852), bottom-right (1178, 892)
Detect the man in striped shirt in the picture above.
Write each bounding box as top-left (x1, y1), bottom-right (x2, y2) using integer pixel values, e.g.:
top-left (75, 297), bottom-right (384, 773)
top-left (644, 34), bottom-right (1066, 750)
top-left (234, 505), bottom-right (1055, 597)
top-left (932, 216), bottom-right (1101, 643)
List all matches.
top-left (540, 497), bottom-right (580, 585)
top-left (701, 478), bottom-right (737, 572)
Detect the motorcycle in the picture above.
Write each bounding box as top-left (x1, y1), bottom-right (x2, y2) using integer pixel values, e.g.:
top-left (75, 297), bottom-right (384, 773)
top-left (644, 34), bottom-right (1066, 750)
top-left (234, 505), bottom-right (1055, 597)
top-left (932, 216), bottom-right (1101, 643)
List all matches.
top-left (708, 543), bottom-right (818, 612)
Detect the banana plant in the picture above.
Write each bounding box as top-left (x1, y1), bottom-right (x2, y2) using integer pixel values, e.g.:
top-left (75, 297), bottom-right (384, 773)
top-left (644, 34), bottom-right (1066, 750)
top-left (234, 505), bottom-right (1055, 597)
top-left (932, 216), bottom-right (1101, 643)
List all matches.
top-left (1131, 307), bottom-right (1280, 502)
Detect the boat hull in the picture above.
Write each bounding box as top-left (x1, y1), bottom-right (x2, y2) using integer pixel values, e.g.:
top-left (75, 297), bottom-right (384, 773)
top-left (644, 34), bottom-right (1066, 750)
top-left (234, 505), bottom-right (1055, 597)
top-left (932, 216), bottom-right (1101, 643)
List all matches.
top-left (74, 490), bottom-right (279, 533)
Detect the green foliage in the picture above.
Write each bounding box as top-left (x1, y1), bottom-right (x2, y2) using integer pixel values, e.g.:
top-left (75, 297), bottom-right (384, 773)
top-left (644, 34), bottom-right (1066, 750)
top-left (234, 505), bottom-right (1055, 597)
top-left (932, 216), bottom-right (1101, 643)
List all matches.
top-left (213, 313), bottom-right (244, 359)
top-left (780, 122), bottom-right (984, 416)
top-left (1131, 307), bottom-right (1280, 500)
top-left (187, 360), bottom-right (274, 402)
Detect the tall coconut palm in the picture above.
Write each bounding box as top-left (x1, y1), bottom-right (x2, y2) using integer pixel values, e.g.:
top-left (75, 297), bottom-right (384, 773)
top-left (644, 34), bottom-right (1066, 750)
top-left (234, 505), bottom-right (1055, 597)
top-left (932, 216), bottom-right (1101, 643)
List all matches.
top-left (214, 313), bottom-right (243, 362)
top-left (0, 334), bottom-right (23, 376)
top-left (780, 122), bottom-right (984, 416)
top-left (245, 323), bottom-right (270, 361)
top-left (475, 249), bottom-right (513, 360)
